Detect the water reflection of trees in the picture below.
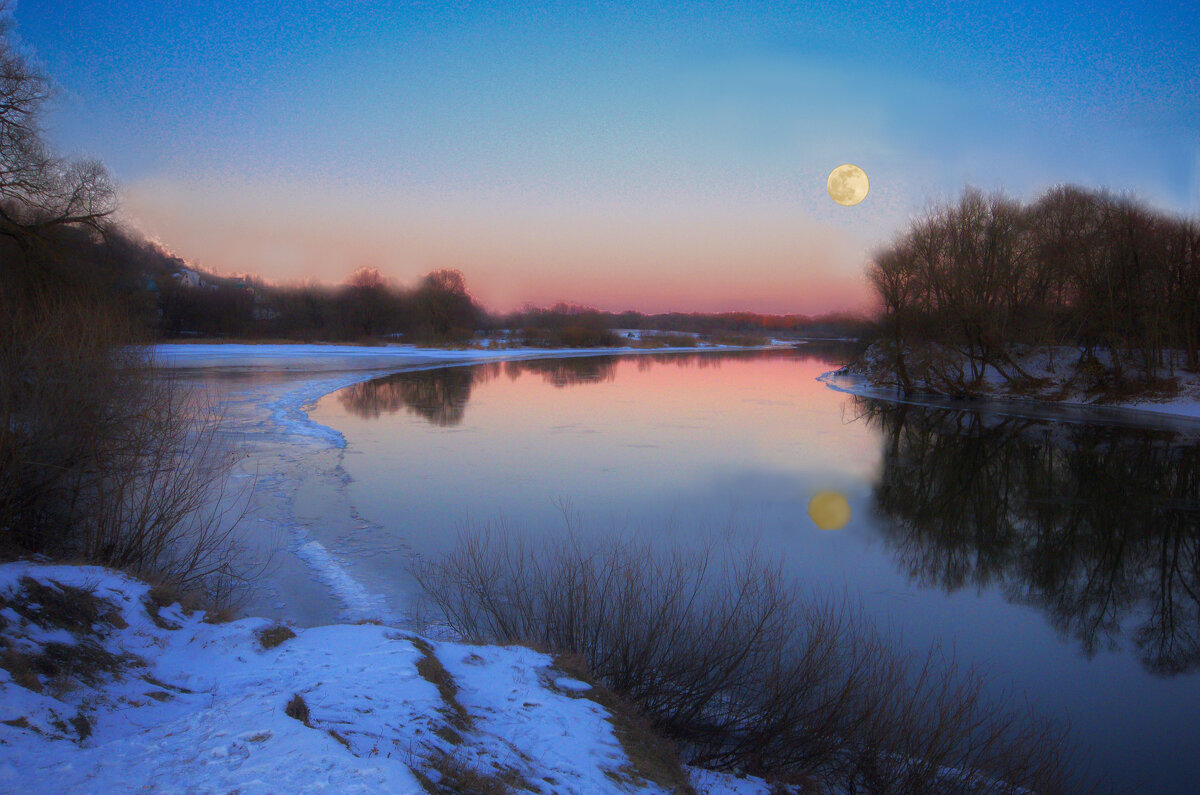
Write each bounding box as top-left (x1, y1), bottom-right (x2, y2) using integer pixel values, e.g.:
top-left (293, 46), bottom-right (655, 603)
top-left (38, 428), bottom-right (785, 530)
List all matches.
top-left (506, 356), bottom-right (619, 387)
top-left (338, 363), bottom-right (500, 426)
top-left (859, 398), bottom-right (1200, 676)
top-left (338, 350), bottom-right (820, 426)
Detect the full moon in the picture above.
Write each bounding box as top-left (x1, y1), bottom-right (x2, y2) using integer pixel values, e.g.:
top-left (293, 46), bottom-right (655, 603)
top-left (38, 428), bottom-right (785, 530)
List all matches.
top-left (827, 164), bottom-right (869, 206)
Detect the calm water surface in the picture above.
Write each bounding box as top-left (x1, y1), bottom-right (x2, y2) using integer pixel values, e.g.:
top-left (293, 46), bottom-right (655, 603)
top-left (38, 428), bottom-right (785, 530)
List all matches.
top-left (310, 347), bottom-right (1200, 793)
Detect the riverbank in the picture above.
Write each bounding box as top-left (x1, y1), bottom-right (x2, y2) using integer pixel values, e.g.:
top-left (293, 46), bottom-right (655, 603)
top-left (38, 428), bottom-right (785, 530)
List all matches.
top-left (822, 342), bottom-right (1200, 423)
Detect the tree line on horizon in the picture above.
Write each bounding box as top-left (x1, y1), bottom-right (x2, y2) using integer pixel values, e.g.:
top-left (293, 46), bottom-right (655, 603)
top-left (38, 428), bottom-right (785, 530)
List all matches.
top-left (156, 265), bottom-right (485, 342)
top-left (4, 210), bottom-right (874, 344)
top-left (869, 185), bottom-right (1200, 394)
top-left (144, 264), bottom-right (875, 344)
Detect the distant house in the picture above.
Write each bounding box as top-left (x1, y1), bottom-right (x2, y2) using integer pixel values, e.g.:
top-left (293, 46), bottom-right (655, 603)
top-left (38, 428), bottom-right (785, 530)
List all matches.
top-left (173, 268), bottom-right (203, 289)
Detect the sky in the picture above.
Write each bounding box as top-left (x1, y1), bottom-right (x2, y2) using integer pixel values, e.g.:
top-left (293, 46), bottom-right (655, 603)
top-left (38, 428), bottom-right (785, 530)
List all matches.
top-left (15, 0), bottom-right (1200, 314)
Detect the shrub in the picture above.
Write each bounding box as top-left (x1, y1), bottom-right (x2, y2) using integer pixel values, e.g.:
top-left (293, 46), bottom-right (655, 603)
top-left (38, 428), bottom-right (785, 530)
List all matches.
top-left (0, 289), bottom-right (247, 602)
top-left (257, 625), bottom-right (296, 650)
top-left (284, 693), bottom-right (311, 725)
top-left (412, 530), bottom-right (1086, 794)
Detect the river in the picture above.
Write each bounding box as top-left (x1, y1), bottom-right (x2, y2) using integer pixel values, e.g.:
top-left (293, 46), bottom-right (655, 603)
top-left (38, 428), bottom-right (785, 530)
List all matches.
top-left (184, 343), bottom-right (1200, 793)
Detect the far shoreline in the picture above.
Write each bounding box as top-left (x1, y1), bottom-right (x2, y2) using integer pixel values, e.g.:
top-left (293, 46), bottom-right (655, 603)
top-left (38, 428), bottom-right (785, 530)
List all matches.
top-left (149, 338), bottom-right (793, 373)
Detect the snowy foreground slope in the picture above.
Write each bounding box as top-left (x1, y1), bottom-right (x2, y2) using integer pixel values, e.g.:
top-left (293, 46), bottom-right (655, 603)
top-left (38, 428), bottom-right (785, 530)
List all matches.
top-left (0, 563), bottom-right (766, 794)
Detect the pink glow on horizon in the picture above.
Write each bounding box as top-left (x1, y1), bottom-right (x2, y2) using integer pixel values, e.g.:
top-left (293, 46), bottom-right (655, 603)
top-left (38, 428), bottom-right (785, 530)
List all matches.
top-left (122, 178), bottom-right (877, 316)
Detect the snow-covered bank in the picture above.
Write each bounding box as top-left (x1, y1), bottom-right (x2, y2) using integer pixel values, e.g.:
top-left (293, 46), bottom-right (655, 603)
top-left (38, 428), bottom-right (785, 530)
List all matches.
top-left (0, 562), bottom-right (769, 793)
top-left (821, 343), bottom-right (1200, 424)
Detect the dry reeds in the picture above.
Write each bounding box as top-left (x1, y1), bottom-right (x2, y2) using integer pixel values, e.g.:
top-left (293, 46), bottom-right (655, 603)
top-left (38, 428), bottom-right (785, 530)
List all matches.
top-left (412, 529), bottom-right (1089, 794)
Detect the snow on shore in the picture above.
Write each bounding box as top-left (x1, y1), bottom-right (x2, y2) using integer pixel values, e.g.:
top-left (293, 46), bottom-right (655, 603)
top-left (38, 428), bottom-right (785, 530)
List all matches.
top-left (821, 343), bottom-right (1200, 424)
top-left (0, 562), bottom-right (769, 794)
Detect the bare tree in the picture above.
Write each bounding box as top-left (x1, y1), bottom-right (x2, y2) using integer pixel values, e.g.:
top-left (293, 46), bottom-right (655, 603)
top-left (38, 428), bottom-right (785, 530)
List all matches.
top-left (0, 9), bottom-right (246, 605)
top-left (0, 6), bottom-right (114, 257)
top-left (342, 266), bottom-right (396, 338)
top-left (412, 268), bottom-right (482, 340)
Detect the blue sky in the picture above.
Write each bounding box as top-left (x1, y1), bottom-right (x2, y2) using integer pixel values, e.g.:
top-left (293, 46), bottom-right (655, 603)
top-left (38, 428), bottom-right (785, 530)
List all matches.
top-left (15, 0), bottom-right (1200, 312)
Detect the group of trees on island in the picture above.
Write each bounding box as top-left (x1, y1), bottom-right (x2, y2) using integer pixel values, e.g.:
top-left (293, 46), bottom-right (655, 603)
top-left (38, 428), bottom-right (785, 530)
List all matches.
top-left (869, 186), bottom-right (1200, 394)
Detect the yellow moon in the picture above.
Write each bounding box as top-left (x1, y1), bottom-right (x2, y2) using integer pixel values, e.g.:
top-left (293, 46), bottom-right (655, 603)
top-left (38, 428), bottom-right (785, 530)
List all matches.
top-left (807, 490), bottom-right (852, 531)
top-left (827, 164), bottom-right (869, 206)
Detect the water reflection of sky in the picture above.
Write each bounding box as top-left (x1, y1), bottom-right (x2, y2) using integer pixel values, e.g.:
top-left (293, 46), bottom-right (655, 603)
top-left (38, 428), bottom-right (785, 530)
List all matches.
top-left (312, 348), bottom-right (1200, 794)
